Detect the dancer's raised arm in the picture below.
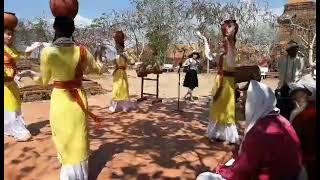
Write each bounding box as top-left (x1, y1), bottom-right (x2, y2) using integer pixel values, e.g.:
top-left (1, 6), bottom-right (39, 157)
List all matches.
top-left (196, 31), bottom-right (213, 61)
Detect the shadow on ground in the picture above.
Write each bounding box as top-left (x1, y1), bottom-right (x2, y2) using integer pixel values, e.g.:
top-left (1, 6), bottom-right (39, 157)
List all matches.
top-left (4, 96), bottom-right (242, 180)
top-left (87, 97), bottom-right (241, 179)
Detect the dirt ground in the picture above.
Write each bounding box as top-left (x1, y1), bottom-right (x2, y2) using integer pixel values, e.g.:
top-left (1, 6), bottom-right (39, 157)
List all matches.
top-left (4, 70), bottom-right (279, 180)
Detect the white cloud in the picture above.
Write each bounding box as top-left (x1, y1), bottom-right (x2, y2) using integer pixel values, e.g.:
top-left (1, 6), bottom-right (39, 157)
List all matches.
top-left (74, 15), bottom-right (92, 27)
top-left (271, 7), bottom-right (284, 16)
top-left (47, 14), bottom-right (92, 27)
top-left (241, 0), bottom-right (254, 3)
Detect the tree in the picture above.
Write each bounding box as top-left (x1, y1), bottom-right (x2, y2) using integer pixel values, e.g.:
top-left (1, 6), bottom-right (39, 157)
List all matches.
top-left (31, 17), bottom-right (52, 42)
top-left (188, 0), bottom-right (278, 65)
top-left (74, 14), bottom-right (115, 52)
top-left (14, 15), bottom-right (53, 59)
top-left (14, 20), bottom-right (32, 49)
top-left (111, 10), bottom-right (146, 61)
top-left (278, 14), bottom-right (316, 68)
top-left (130, 0), bottom-right (189, 65)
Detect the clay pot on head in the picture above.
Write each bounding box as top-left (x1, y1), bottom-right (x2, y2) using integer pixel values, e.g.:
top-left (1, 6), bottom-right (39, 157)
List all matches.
top-left (50, 0), bottom-right (79, 18)
top-left (4, 12), bottom-right (18, 30)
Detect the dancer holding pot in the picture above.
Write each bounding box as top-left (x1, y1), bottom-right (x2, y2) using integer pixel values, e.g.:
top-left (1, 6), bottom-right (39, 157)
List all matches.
top-left (34, 0), bottom-right (103, 178)
top-left (35, 15), bottom-right (103, 180)
top-left (207, 20), bottom-right (239, 144)
top-left (4, 12), bottom-right (43, 142)
top-left (109, 31), bottom-right (137, 113)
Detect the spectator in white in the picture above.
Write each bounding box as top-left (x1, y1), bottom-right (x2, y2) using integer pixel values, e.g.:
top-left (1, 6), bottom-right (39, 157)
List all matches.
top-left (258, 54), bottom-right (269, 79)
top-left (277, 40), bottom-right (305, 88)
top-left (183, 52), bottom-right (201, 101)
top-left (276, 40), bottom-right (305, 120)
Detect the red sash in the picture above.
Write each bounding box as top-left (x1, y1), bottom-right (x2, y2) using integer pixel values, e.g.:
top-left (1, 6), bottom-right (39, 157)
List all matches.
top-left (53, 46), bottom-right (102, 128)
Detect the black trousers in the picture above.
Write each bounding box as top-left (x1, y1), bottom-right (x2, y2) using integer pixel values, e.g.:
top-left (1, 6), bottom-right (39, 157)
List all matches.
top-left (275, 84), bottom-right (295, 120)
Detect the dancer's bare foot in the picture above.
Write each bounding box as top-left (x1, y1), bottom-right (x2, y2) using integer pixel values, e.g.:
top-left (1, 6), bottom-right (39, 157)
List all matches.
top-left (16, 133), bottom-right (32, 142)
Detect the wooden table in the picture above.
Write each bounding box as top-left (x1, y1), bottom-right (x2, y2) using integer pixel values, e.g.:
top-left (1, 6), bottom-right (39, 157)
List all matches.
top-left (137, 74), bottom-right (162, 104)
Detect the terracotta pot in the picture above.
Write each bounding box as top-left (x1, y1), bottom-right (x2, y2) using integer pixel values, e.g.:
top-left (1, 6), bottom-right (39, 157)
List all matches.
top-left (234, 65), bottom-right (261, 83)
top-left (50, 0), bottom-right (79, 18)
top-left (4, 12), bottom-right (18, 30)
top-left (136, 66), bottom-right (147, 77)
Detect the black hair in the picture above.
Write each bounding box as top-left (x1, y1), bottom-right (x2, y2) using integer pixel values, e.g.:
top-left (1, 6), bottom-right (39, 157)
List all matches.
top-left (188, 52), bottom-right (200, 59)
top-left (52, 16), bottom-right (75, 42)
top-left (221, 19), bottom-right (239, 43)
top-left (4, 12), bottom-right (15, 16)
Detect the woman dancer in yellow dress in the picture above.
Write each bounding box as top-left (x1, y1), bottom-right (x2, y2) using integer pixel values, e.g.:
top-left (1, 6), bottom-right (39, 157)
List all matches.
top-left (4, 12), bottom-right (42, 142)
top-left (109, 31), bottom-right (137, 113)
top-left (207, 20), bottom-right (240, 144)
top-left (35, 16), bottom-right (103, 179)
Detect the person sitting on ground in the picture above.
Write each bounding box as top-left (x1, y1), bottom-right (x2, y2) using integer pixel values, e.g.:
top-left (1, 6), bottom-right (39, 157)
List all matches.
top-left (289, 82), bottom-right (316, 180)
top-left (197, 80), bottom-right (303, 180)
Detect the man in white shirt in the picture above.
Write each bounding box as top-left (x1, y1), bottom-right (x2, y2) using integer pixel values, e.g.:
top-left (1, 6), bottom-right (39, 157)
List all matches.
top-left (276, 40), bottom-right (305, 120)
top-left (277, 40), bottom-right (305, 88)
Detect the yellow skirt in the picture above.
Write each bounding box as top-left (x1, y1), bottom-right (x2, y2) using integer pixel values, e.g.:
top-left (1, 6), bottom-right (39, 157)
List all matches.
top-left (112, 69), bottom-right (129, 101)
top-left (209, 75), bottom-right (236, 124)
top-left (50, 88), bottom-right (89, 165)
top-left (4, 82), bottom-right (21, 112)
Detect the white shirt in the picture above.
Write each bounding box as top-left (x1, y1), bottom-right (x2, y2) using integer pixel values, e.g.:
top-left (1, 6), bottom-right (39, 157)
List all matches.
top-left (277, 55), bottom-right (304, 87)
top-left (183, 58), bottom-right (200, 70)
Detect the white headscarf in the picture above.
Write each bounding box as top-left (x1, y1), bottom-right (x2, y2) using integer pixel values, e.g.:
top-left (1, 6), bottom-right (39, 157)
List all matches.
top-left (290, 74), bottom-right (316, 101)
top-left (288, 74), bottom-right (316, 122)
top-left (239, 80), bottom-right (280, 153)
top-left (244, 80), bottom-right (280, 134)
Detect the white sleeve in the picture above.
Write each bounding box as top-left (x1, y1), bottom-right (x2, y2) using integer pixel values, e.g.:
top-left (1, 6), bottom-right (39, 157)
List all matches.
top-left (182, 58), bottom-right (190, 66)
top-left (203, 38), bottom-right (213, 61)
top-left (105, 45), bottom-right (118, 62)
top-left (25, 42), bottom-right (43, 53)
top-left (299, 57), bottom-right (305, 73)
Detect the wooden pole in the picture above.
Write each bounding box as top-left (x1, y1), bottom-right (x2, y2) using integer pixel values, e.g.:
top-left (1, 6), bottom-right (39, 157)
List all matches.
top-left (141, 77), bottom-right (144, 99)
top-left (156, 74), bottom-right (159, 99)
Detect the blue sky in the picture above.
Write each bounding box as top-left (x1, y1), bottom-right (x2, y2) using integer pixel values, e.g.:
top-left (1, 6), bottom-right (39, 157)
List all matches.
top-left (5, 0), bottom-right (287, 25)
